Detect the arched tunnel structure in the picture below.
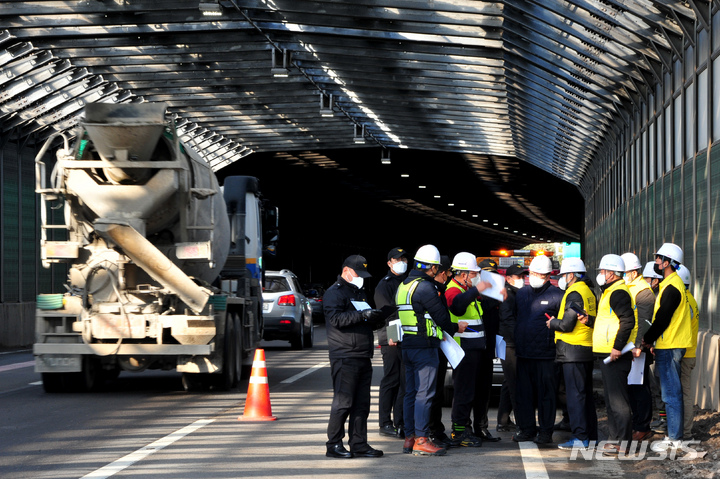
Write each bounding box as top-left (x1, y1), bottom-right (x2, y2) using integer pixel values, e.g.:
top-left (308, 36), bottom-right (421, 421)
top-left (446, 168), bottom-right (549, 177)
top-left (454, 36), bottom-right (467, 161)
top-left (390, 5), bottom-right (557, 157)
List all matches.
top-left (0, 1), bottom-right (718, 408)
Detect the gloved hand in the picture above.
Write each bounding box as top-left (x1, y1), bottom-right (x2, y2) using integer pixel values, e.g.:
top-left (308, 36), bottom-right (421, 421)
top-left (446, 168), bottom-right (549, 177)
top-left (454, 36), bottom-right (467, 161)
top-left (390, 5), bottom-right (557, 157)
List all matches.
top-left (361, 309), bottom-right (383, 322)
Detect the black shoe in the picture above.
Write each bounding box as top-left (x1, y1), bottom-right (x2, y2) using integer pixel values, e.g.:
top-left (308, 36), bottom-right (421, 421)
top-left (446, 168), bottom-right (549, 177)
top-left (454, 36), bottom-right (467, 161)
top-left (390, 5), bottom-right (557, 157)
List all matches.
top-left (496, 424), bottom-right (514, 432)
top-left (379, 424), bottom-right (396, 437)
top-left (534, 433), bottom-right (553, 445)
top-left (395, 427), bottom-right (405, 439)
top-left (478, 428), bottom-right (501, 442)
top-left (352, 447), bottom-right (383, 458)
top-left (512, 432), bottom-right (535, 442)
top-left (326, 444), bottom-right (353, 458)
top-left (553, 420), bottom-right (570, 432)
top-left (429, 433), bottom-right (453, 448)
top-left (450, 429), bottom-right (483, 447)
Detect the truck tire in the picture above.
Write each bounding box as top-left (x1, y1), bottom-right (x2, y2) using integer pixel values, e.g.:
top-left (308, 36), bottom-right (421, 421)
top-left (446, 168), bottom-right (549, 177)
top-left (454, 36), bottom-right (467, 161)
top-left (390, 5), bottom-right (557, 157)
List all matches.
top-left (41, 373), bottom-right (67, 393)
top-left (290, 321), bottom-right (304, 350)
top-left (303, 315), bottom-right (314, 348)
top-left (216, 315), bottom-right (237, 391)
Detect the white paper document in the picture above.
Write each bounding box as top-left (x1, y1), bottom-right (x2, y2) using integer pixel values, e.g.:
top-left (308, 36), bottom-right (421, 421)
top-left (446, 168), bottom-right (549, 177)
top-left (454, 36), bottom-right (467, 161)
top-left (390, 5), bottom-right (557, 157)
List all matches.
top-left (496, 335), bottom-right (506, 361)
top-left (479, 270), bottom-right (505, 302)
top-left (603, 342), bottom-right (635, 364)
top-left (351, 301), bottom-right (371, 311)
top-left (628, 352), bottom-right (646, 385)
top-left (440, 334), bottom-right (465, 369)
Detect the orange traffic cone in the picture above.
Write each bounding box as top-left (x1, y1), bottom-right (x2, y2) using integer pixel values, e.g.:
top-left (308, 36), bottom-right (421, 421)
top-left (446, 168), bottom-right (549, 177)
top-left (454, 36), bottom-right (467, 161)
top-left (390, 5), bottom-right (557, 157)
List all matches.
top-left (238, 349), bottom-right (277, 421)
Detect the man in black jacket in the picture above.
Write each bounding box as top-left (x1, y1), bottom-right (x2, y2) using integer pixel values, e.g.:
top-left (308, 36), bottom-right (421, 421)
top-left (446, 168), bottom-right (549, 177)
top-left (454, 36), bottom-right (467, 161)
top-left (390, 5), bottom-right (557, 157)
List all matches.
top-left (375, 247), bottom-right (408, 438)
top-left (324, 255), bottom-right (384, 459)
top-left (496, 264), bottom-right (526, 432)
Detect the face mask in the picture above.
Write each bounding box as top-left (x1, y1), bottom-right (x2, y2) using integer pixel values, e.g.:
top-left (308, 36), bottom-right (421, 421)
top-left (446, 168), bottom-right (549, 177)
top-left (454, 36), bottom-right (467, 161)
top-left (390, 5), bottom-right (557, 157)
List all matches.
top-left (653, 263), bottom-right (664, 276)
top-left (558, 276), bottom-right (567, 290)
top-left (596, 273), bottom-right (606, 286)
top-left (392, 261), bottom-right (407, 274)
top-left (349, 275), bottom-right (364, 289)
top-left (529, 275), bottom-right (545, 289)
top-left (513, 278), bottom-right (525, 289)
top-left (623, 272), bottom-right (635, 285)
top-left (470, 274), bottom-right (481, 287)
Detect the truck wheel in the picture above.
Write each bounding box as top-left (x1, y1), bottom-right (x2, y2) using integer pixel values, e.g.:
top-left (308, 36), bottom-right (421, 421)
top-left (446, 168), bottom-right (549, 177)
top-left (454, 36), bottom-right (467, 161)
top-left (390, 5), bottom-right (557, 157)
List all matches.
top-left (290, 321), bottom-right (304, 350)
top-left (303, 315), bottom-right (314, 348)
top-left (42, 373), bottom-right (67, 393)
top-left (68, 356), bottom-right (102, 392)
top-left (216, 315), bottom-right (237, 391)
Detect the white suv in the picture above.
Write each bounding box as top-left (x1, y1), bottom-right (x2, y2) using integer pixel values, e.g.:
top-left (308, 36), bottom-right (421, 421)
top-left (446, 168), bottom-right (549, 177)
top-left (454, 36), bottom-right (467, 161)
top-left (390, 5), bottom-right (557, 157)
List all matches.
top-left (262, 270), bottom-right (314, 349)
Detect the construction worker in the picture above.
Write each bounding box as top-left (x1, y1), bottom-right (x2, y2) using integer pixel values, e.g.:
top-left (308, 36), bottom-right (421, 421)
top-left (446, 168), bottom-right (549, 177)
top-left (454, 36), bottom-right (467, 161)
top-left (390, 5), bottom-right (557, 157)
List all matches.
top-left (643, 261), bottom-right (663, 294)
top-left (496, 264), bottom-right (527, 433)
top-left (324, 255), bottom-right (385, 458)
top-left (511, 255), bottom-right (564, 445)
top-left (621, 252), bottom-right (656, 442)
top-left (428, 255), bottom-right (454, 448)
top-left (643, 243), bottom-right (692, 452)
top-left (643, 260), bottom-right (666, 433)
top-left (375, 247), bottom-right (408, 439)
top-left (677, 265), bottom-right (699, 440)
top-left (546, 257), bottom-right (597, 450)
top-left (588, 254), bottom-right (638, 456)
top-left (445, 252), bottom-right (492, 447)
top-left (398, 245), bottom-right (466, 456)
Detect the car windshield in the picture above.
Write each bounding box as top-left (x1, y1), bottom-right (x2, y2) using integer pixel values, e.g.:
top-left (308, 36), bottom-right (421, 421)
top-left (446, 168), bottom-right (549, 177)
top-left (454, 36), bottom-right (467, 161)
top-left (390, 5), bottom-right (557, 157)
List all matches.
top-left (265, 277), bottom-right (290, 292)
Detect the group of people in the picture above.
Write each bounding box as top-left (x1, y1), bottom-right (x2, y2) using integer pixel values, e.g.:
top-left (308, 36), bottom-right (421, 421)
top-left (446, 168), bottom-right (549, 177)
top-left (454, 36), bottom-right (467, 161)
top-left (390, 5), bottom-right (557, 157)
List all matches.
top-left (322, 242), bottom-right (699, 459)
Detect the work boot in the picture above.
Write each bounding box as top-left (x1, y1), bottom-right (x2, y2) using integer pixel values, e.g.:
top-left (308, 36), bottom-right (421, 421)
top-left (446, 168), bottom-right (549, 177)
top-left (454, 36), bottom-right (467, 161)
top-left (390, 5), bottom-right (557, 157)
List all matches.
top-left (403, 435), bottom-right (415, 454)
top-left (412, 436), bottom-right (447, 456)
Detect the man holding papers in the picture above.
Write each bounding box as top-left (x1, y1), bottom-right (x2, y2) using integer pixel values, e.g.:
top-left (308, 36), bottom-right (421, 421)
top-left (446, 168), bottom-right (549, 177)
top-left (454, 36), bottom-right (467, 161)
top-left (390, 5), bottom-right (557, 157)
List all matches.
top-left (545, 258), bottom-right (597, 451)
top-left (397, 245), bottom-right (466, 456)
top-left (587, 254), bottom-right (638, 456)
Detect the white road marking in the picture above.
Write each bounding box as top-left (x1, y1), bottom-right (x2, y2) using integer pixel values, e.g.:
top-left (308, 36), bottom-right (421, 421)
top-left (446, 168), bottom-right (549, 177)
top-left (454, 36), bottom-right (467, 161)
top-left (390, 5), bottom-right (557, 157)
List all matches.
top-left (80, 418), bottom-right (215, 479)
top-left (29, 381), bottom-right (42, 386)
top-left (519, 442), bottom-right (550, 479)
top-left (280, 362), bottom-right (329, 384)
top-left (0, 360), bottom-right (34, 373)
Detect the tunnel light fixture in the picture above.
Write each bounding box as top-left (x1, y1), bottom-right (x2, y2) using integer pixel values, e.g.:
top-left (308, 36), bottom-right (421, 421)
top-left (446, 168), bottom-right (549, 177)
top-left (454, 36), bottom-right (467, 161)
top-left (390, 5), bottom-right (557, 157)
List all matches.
top-left (199, 1), bottom-right (223, 16)
top-left (320, 93), bottom-right (334, 117)
top-left (418, 185), bottom-right (426, 189)
top-left (271, 49), bottom-right (291, 77)
top-left (381, 148), bottom-right (391, 164)
top-left (434, 195), bottom-right (441, 198)
top-left (401, 174), bottom-right (409, 178)
top-left (448, 203), bottom-right (455, 206)
top-left (461, 209), bottom-right (467, 212)
top-left (472, 214), bottom-right (478, 218)
top-left (353, 124), bottom-right (365, 143)
top-left (483, 219), bottom-right (488, 222)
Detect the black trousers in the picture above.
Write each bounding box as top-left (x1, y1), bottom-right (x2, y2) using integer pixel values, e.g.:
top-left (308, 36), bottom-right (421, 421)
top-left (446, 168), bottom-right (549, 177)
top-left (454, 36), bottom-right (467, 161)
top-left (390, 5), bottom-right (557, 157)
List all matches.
top-left (472, 350), bottom-right (494, 431)
top-left (378, 344), bottom-right (405, 428)
top-left (327, 357), bottom-right (373, 451)
top-left (497, 345), bottom-right (517, 426)
top-left (428, 349), bottom-right (448, 436)
top-left (451, 349), bottom-right (482, 428)
top-left (562, 361), bottom-right (598, 441)
top-left (599, 354), bottom-right (633, 442)
top-left (628, 355), bottom-right (653, 433)
top-left (516, 357), bottom-right (557, 436)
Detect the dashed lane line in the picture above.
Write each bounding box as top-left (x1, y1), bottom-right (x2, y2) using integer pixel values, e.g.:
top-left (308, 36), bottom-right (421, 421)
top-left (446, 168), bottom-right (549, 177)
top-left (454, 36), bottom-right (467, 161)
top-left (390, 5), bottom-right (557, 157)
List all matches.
top-left (280, 361), bottom-right (330, 384)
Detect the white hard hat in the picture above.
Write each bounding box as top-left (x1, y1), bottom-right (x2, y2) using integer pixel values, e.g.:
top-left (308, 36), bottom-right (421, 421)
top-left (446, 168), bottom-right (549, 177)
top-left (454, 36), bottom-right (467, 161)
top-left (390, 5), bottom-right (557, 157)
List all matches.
top-left (655, 243), bottom-right (683, 265)
top-left (529, 255), bottom-right (553, 274)
top-left (414, 244), bottom-right (441, 265)
top-left (598, 254), bottom-right (625, 273)
top-left (642, 261), bottom-right (663, 280)
top-left (451, 252), bottom-right (480, 272)
top-left (620, 253), bottom-right (643, 271)
top-left (676, 265), bottom-right (691, 286)
top-left (559, 257), bottom-right (586, 274)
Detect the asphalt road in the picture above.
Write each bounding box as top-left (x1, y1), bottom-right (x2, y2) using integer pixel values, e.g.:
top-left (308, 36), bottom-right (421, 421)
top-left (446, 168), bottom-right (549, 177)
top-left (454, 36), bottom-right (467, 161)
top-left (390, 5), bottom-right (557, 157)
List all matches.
top-left (0, 326), bottom-right (642, 479)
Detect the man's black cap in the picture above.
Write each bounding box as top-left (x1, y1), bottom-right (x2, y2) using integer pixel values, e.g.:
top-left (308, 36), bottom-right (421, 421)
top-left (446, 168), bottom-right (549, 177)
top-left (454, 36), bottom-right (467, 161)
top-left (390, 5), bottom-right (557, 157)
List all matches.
top-left (479, 258), bottom-right (499, 272)
top-left (506, 264), bottom-right (527, 276)
top-left (343, 254), bottom-right (372, 278)
top-left (439, 255), bottom-right (452, 272)
top-left (387, 247), bottom-right (408, 261)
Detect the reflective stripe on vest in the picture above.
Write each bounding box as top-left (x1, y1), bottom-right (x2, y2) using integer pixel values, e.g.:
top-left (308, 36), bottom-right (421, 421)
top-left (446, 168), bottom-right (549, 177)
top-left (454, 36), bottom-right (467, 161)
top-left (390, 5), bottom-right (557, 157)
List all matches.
top-left (653, 272), bottom-right (692, 349)
top-left (555, 280), bottom-right (596, 347)
top-left (446, 281), bottom-right (485, 344)
top-left (395, 277), bottom-right (443, 340)
top-left (592, 280), bottom-right (638, 354)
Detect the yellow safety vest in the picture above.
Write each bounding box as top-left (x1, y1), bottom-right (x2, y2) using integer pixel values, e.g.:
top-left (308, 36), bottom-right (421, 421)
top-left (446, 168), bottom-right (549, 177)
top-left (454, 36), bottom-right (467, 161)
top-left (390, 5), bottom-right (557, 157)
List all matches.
top-left (684, 290), bottom-right (699, 358)
top-left (627, 276), bottom-right (652, 302)
top-left (555, 280), bottom-right (596, 347)
top-left (592, 280), bottom-right (638, 354)
top-left (652, 272), bottom-right (692, 349)
top-left (395, 277), bottom-right (443, 340)
top-left (447, 280), bottom-right (484, 346)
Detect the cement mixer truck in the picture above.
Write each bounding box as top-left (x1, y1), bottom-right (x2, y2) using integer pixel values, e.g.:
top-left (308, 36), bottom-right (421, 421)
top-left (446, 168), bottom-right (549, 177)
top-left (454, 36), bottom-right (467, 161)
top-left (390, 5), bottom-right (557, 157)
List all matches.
top-left (32, 102), bottom-right (276, 392)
